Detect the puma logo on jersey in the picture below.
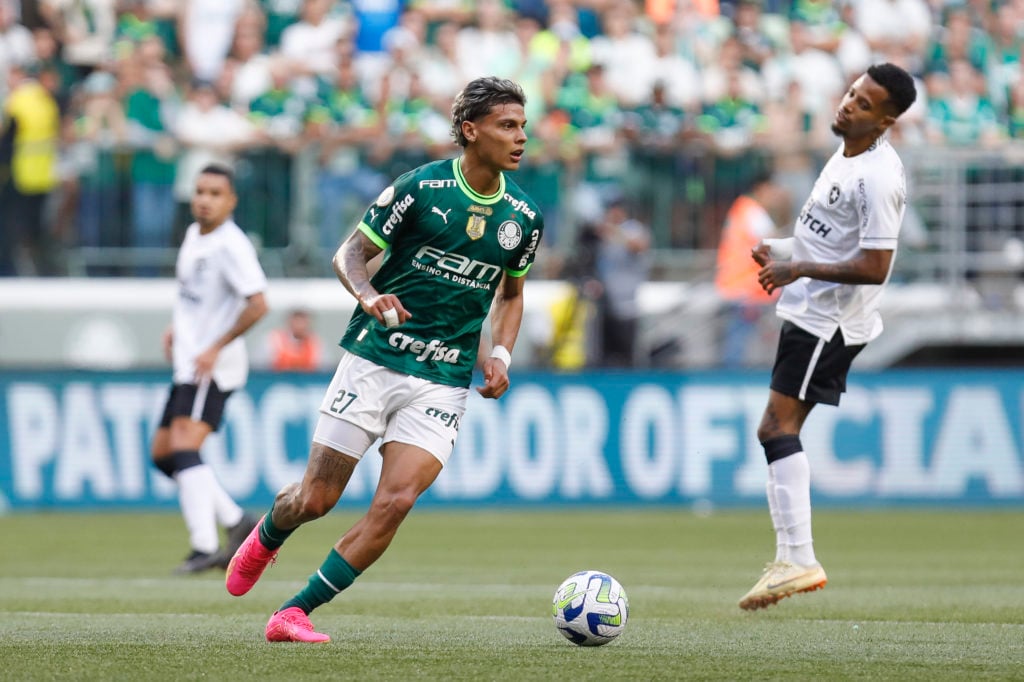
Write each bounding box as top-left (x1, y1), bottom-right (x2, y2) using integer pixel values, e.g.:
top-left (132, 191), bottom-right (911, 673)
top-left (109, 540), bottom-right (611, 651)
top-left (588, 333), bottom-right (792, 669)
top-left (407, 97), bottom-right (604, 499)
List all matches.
top-left (432, 207), bottom-right (452, 224)
top-left (369, 208), bottom-right (379, 221)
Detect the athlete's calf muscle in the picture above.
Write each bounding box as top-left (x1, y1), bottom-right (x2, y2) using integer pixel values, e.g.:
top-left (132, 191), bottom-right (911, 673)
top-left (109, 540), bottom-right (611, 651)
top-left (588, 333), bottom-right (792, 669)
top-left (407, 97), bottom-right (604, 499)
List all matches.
top-left (274, 445), bottom-right (359, 526)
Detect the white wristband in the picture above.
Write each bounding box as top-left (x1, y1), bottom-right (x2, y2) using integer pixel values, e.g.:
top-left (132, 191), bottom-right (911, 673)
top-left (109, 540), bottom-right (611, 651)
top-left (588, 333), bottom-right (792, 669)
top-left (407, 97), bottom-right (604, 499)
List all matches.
top-left (763, 238), bottom-right (794, 260)
top-left (489, 345), bottom-right (512, 368)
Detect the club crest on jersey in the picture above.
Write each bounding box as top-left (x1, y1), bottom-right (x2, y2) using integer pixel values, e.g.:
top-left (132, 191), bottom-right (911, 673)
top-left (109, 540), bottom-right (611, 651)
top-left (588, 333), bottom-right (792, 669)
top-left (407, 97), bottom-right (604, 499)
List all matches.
top-left (375, 185), bottom-right (396, 207)
top-left (828, 184), bottom-right (841, 206)
top-left (466, 215), bottom-right (486, 240)
top-left (497, 220), bottom-right (522, 250)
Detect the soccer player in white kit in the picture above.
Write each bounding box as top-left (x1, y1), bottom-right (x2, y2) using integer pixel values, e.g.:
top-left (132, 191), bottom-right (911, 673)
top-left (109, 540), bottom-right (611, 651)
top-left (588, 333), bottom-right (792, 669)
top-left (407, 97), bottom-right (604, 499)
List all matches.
top-left (738, 64), bottom-right (917, 610)
top-left (151, 164), bottom-right (268, 574)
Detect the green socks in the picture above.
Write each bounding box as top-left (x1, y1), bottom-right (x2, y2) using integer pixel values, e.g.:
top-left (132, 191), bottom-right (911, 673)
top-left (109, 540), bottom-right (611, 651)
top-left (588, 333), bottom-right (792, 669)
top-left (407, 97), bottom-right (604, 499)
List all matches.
top-left (281, 549), bottom-right (362, 615)
top-left (258, 507), bottom-right (294, 550)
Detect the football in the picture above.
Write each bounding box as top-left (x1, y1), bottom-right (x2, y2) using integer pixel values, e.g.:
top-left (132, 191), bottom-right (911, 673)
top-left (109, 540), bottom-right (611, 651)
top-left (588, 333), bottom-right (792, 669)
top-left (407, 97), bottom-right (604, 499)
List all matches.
top-left (552, 570), bottom-right (629, 646)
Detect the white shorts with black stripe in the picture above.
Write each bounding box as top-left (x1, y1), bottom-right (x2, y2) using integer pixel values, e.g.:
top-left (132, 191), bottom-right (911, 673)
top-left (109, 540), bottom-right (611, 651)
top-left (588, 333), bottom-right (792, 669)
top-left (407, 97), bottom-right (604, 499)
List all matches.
top-left (769, 321), bottom-right (865, 406)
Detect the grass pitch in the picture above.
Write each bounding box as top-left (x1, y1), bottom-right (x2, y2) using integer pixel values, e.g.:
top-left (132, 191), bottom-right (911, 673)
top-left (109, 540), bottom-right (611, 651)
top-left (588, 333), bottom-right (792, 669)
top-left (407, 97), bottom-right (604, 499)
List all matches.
top-left (1, 508), bottom-right (1022, 681)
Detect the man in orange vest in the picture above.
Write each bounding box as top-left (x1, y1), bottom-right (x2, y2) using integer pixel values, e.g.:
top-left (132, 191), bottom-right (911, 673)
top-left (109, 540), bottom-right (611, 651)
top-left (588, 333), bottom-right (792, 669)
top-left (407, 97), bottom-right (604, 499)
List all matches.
top-left (715, 170), bottom-right (789, 367)
top-left (267, 308), bottom-right (324, 372)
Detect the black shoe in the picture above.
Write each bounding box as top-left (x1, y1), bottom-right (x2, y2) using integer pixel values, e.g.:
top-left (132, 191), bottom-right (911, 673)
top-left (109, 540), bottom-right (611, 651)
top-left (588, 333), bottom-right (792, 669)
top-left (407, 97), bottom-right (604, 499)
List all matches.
top-left (219, 513), bottom-right (260, 569)
top-left (173, 550), bottom-right (223, 575)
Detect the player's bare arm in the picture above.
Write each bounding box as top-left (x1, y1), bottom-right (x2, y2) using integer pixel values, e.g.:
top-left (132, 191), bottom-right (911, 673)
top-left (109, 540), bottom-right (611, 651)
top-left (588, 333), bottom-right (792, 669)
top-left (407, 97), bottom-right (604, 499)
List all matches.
top-left (478, 274), bottom-right (525, 400)
top-left (194, 292), bottom-right (268, 378)
top-left (333, 230), bottom-right (412, 327)
top-left (757, 248), bottom-right (894, 295)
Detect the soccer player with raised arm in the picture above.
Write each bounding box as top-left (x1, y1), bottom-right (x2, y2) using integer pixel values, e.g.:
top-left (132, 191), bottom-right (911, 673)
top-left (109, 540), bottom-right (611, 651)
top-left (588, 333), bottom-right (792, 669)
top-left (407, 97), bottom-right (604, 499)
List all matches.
top-left (152, 164), bottom-right (267, 574)
top-left (224, 77), bottom-right (544, 642)
top-left (738, 63), bottom-right (917, 610)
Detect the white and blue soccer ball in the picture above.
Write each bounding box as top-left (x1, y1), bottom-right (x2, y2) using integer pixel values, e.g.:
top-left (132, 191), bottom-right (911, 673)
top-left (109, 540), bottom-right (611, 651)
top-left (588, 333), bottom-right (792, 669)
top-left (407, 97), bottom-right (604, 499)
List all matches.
top-left (552, 570), bottom-right (629, 646)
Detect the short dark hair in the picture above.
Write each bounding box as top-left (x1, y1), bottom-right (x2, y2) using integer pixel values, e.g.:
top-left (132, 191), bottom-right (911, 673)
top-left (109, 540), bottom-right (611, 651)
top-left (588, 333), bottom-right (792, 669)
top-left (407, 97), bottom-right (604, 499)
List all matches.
top-left (867, 63), bottom-right (917, 117)
top-left (450, 77), bottom-right (526, 147)
top-left (198, 163), bottom-right (236, 191)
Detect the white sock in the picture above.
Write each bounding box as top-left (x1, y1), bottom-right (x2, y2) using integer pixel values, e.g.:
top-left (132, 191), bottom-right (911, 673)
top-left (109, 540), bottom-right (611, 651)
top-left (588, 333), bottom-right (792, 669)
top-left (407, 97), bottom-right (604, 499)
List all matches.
top-left (765, 467), bottom-right (788, 562)
top-left (770, 451), bottom-right (817, 566)
top-left (175, 465), bottom-right (220, 554)
top-left (207, 472), bottom-right (245, 529)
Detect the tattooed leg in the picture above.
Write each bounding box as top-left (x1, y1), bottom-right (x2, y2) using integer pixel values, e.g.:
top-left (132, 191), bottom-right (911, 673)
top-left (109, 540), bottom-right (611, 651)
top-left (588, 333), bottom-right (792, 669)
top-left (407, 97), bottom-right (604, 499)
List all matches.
top-left (272, 443), bottom-right (359, 529)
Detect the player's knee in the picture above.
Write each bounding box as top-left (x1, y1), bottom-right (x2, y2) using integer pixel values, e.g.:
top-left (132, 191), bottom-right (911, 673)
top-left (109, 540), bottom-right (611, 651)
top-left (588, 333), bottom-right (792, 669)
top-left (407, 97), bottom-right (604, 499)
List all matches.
top-left (370, 489), bottom-right (418, 523)
top-left (152, 450), bottom-right (202, 479)
top-left (756, 423), bottom-right (779, 443)
top-left (296, 489), bottom-right (334, 521)
top-left (760, 434), bottom-right (803, 464)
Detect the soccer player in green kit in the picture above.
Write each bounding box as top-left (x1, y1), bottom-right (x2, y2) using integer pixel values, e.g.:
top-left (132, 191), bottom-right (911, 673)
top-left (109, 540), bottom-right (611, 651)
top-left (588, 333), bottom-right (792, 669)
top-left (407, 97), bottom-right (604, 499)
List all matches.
top-left (225, 77), bottom-right (544, 643)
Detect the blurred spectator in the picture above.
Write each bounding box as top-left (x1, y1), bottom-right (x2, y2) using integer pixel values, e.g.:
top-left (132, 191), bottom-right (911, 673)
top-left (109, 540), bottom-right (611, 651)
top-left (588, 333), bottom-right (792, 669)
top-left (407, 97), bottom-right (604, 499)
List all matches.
top-left (266, 308), bottom-right (324, 371)
top-left (852, 0), bottom-right (931, 71)
top-left (455, 0), bottom-right (519, 81)
top-left (0, 1), bottom-right (35, 94)
top-left (701, 35), bottom-right (764, 104)
top-left (350, 0), bottom-right (404, 76)
top-left (416, 20), bottom-right (468, 108)
top-left (714, 170), bottom-right (786, 367)
top-left (589, 1), bottom-right (657, 107)
top-left (833, 0), bottom-right (871, 80)
top-left (986, 3), bottom-right (1023, 111)
top-left (41, 0), bottom-right (116, 74)
top-left (923, 4), bottom-right (989, 76)
top-left (517, 108), bottom-right (579, 248)
top-left (124, 49), bottom-right (178, 257)
top-left (594, 195), bottom-right (651, 367)
top-left (182, 0), bottom-right (245, 83)
top-left (728, 0), bottom-right (783, 72)
top-left (0, 64), bottom-right (60, 275)
top-left (1008, 75), bottom-right (1024, 140)
top-left (408, 0), bottom-right (472, 27)
top-left (226, 5), bottom-right (275, 108)
top-left (788, 0), bottom-right (843, 54)
top-left (557, 63), bottom-right (627, 224)
top-left (621, 80), bottom-right (693, 245)
top-left (242, 61), bottom-right (307, 248)
top-left (172, 79), bottom-right (258, 237)
top-left (647, 22), bottom-right (701, 112)
top-left (529, 0), bottom-right (591, 78)
top-left (308, 53), bottom-right (387, 252)
top-left (763, 21), bottom-right (845, 117)
top-left (926, 59), bottom-right (1004, 148)
top-left (72, 69), bottom-right (128, 260)
top-left (280, 0), bottom-right (350, 78)
top-left (696, 66), bottom-right (770, 247)
top-left (29, 26), bottom-right (77, 107)
top-left (260, 0), bottom-right (302, 48)
top-left (762, 78), bottom-right (829, 222)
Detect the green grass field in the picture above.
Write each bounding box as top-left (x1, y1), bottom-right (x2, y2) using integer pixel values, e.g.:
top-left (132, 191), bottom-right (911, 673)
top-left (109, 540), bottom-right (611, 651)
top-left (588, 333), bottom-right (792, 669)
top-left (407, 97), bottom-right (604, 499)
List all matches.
top-left (1, 508), bottom-right (1022, 681)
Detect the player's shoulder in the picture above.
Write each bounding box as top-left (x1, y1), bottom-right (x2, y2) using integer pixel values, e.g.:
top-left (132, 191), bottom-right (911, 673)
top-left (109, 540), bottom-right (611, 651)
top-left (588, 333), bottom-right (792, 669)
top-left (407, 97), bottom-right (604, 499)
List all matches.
top-left (500, 174), bottom-right (544, 228)
top-left (865, 138), bottom-right (904, 171)
top-left (860, 139), bottom-right (905, 188)
top-left (398, 159), bottom-right (456, 188)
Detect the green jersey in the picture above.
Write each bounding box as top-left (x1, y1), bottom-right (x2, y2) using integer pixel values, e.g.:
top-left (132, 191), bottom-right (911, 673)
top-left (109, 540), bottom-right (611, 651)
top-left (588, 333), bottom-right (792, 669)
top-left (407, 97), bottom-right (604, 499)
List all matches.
top-left (340, 157), bottom-right (544, 387)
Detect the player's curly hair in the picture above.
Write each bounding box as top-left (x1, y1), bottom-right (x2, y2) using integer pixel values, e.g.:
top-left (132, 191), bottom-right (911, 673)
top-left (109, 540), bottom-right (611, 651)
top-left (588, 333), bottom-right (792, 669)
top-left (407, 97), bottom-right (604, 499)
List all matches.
top-left (450, 77), bottom-right (527, 148)
top-left (867, 63), bottom-right (917, 117)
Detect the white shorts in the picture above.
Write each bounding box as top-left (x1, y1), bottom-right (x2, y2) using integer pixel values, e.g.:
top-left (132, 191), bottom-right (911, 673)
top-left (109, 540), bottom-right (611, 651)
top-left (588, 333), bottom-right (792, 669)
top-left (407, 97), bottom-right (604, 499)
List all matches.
top-left (312, 351), bottom-right (468, 466)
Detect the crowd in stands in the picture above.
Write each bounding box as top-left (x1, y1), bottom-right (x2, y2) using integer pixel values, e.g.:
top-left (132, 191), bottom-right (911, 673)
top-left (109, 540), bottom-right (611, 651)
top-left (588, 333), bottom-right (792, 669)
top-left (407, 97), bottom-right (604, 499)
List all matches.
top-left (1, 0), bottom-right (1023, 278)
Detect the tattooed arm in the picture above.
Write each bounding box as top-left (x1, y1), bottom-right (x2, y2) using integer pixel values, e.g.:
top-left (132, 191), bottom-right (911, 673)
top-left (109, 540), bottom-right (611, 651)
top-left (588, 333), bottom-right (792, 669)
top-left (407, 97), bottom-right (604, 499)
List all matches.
top-left (332, 230), bottom-right (412, 326)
